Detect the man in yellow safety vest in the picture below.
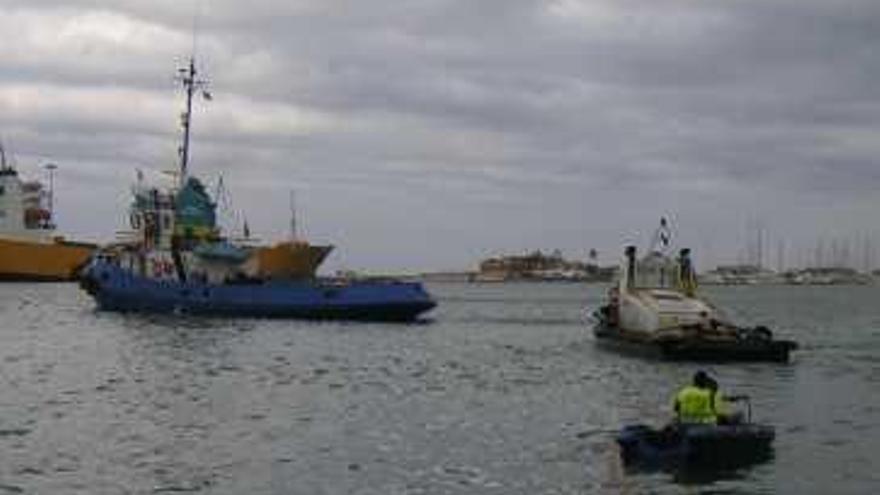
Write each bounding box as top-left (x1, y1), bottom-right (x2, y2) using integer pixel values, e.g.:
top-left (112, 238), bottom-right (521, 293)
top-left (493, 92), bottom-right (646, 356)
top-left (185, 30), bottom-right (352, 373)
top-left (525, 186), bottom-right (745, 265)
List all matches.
top-left (673, 370), bottom-right (718, 424)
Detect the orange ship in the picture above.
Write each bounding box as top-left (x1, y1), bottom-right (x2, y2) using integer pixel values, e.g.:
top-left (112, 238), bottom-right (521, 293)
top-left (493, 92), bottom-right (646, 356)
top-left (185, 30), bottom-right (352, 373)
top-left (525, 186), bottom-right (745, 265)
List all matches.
top-left (240, 191), bottom-right (333, 280)
top-left (247, 241), bottom-right (333, 280)
top-left (0, 145), bottom-right (95, 281)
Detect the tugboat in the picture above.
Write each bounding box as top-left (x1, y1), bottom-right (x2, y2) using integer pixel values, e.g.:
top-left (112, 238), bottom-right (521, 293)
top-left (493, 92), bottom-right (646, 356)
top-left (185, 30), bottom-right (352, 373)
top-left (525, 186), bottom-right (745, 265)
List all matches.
top-left (79, 57), bottom-right (436, 322)
top-left (591, 220), bottom-right (797, 362)
top-left (617, 395), bottom-right (775, 469)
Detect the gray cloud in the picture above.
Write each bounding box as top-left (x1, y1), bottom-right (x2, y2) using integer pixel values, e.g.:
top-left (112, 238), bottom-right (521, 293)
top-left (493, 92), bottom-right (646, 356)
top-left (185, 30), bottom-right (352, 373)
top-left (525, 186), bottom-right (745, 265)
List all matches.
top-left (2, 0), bottom-right (880, 271)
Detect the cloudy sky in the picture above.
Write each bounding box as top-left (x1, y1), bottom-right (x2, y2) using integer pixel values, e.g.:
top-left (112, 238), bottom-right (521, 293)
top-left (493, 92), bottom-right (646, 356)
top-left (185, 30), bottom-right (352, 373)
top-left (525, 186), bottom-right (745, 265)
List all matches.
top-left (2, 0), bottom-right (880, 272)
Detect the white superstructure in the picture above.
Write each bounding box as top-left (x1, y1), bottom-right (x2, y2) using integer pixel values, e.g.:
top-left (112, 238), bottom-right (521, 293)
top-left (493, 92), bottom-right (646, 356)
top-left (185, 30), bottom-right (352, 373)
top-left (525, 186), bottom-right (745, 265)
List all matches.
top-left (0, 144), bottom-right (54, 243)
top-left (615, 245), bottom-right (722, 336)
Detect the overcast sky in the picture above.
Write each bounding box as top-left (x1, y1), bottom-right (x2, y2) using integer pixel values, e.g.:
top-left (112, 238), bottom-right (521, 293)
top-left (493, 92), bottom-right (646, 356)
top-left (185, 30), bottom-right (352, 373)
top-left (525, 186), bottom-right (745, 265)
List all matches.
top-left (2, 0), bottom-right (880, 272)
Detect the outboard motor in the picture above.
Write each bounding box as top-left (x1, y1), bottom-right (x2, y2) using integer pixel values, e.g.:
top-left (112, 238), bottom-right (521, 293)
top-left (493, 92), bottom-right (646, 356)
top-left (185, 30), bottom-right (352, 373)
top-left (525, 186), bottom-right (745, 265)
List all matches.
top-left (737, 326), bottom-right (774, 342)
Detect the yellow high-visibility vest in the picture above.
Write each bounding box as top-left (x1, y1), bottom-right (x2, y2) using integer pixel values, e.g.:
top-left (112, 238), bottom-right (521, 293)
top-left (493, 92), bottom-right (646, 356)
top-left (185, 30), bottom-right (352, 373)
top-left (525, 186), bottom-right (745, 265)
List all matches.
top-left (675, 386), bottom-right (717, 424)
top-left (712, 390), bottom-right (729, 417)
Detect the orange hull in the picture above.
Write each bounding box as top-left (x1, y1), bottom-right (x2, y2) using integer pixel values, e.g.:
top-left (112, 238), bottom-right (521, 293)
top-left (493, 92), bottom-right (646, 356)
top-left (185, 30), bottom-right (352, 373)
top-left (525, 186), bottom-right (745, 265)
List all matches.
top-left (253, 241), bottom-right (333, 280)
top-left (0, 237), bottom-right (95, 281)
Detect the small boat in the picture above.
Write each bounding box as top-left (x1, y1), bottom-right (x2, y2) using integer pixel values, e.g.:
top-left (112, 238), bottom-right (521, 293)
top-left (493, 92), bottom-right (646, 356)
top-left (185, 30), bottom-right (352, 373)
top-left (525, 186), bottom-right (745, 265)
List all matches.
top-left (590, 220), bottom-right (797, 362)
top-left (78, 56), bottom-right (436, 322)
top-left (617, 394), bottom-right (775, 468)
top-left (617, 422), bottom-right (775, 468)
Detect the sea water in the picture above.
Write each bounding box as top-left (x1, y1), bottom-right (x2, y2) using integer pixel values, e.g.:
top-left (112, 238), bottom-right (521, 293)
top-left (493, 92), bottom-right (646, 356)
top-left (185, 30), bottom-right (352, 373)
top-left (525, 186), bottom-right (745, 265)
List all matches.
top-left (0, 282), bottom-right (878, 494)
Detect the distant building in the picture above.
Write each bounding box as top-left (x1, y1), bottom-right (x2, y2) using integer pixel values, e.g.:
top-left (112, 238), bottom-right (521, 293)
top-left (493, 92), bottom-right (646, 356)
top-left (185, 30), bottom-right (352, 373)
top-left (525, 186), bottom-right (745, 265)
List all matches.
top-left (475, 250), bottom-right (614, 282)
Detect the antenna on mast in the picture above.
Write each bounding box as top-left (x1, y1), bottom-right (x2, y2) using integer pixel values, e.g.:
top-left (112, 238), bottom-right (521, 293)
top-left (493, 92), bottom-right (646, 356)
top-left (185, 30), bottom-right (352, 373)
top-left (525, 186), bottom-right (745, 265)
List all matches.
top-left (175, 58), bottom-right (211, 185)
top-left (175, 2), bottom-right (211, 187)
top-left (191, 1), bottom-right (201, 57)
top-left (289, 190), bottom-right (297, 241)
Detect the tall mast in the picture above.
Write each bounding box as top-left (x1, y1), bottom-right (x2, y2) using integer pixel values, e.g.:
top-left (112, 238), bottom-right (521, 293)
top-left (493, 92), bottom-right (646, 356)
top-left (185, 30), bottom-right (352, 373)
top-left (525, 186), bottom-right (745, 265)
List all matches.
top-left (45, 163), bottom-right (58, 226)
top-left (179, 58), bottom-right (195, 183)
top-left (289, 190), bottom-right (297, 241)
top-left (176, 56), bottom-right (210, 186)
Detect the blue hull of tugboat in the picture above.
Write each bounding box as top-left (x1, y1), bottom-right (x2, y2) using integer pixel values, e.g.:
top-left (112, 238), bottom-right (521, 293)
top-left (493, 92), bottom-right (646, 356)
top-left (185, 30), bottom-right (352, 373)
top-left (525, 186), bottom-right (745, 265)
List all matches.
top-left (80, 261), bottom-right (436, 322)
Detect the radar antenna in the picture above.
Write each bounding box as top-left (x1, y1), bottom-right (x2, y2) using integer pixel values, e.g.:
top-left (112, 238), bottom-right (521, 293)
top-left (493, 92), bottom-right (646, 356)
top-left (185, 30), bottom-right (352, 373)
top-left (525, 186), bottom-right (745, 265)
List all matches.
top-left (174, 56), bottom-right (212, 185)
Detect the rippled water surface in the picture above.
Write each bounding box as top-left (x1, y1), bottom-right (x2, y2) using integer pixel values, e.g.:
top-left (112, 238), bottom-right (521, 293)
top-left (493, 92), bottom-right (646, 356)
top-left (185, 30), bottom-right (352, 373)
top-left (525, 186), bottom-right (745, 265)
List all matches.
top-left (1, 282), bottom-right (879, 494)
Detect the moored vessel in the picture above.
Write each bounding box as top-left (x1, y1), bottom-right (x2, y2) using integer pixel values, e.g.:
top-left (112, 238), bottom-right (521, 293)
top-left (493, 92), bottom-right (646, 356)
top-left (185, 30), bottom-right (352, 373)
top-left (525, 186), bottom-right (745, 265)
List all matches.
top-left (79, 56), bottom-right (436, 321)
top-left (0, 144), bottom-right (94, 281)
top-left (247, 241), bottom-right (333, 280)
top-left (591, 220), bottom-right (797, 362)
top-left (239, 192), bottom-right (334, 281)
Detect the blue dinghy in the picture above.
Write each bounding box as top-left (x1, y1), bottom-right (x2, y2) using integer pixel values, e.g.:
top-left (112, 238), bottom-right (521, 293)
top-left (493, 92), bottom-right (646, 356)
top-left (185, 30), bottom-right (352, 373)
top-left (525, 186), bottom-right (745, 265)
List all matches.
top-left (617, 422), bottom-right (775, 468)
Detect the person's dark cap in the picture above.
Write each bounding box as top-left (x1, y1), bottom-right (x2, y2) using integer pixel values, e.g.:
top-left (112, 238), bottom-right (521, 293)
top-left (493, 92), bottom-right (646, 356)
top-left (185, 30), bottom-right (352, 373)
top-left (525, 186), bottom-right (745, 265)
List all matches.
top-left (693, 370), bottom-right (710, 387)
